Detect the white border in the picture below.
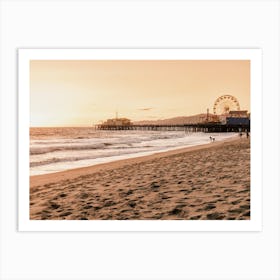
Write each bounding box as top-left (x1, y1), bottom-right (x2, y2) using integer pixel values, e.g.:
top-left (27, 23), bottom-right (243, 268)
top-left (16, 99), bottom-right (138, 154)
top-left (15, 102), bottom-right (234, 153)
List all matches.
top-left (18, 49), bottom-right (262, 231)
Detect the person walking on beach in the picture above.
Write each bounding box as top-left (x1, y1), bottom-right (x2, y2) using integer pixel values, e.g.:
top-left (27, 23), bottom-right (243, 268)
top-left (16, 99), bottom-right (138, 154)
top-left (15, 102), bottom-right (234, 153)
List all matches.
top-left (246, 131), bottom-right (249, 138)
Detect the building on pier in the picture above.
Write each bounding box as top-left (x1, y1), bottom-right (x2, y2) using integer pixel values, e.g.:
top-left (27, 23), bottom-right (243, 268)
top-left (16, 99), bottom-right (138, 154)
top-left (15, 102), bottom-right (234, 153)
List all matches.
top-left (228, 110), bottom-right (249, 118)
top-left (100, 117), bottom-right (132, 128)
top-left (225, 110), bottom-right (250, 126)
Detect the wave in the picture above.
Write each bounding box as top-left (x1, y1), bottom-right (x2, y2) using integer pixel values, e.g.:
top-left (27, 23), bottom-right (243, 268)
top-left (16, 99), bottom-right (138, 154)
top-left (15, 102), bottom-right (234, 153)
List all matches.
top-left (29, 132), bottom-right (187, 155)
top-left (30, 142), bottom-right (114, 155)
top-left (30, 147), bottom-right (152, 167)
top-left (30, 155), bottom-right (98, 167)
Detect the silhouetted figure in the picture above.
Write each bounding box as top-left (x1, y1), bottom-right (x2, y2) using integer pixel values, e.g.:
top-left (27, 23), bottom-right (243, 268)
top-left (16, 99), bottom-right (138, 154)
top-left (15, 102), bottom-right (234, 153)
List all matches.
top-left (246, 131), bottom-right (249, 138)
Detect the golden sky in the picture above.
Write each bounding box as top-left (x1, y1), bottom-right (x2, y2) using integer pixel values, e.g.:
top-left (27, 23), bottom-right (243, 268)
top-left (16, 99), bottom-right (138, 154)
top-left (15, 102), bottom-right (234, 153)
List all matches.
top-left (30, 60), bottom-right (250, 127)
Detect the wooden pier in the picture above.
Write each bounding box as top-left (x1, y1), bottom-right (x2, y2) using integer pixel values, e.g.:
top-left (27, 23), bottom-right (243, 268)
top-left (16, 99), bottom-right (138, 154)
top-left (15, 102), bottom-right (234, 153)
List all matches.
top-left (94, 123), bottom-right (250, 133)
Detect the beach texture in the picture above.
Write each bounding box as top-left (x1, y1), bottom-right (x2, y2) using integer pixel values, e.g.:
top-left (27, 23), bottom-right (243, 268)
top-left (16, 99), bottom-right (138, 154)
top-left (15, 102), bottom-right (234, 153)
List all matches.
top-left (30, 138), bottom-right (250, 220)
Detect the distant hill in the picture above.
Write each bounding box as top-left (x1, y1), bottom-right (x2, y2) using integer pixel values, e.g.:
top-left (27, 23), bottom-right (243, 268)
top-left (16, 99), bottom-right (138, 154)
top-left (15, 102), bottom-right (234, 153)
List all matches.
top-left (133, 113), bottom-right (217, 125)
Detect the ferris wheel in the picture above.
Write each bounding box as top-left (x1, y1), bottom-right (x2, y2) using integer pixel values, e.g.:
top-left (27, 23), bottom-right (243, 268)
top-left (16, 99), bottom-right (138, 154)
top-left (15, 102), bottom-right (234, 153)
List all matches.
top-left (213, 95), bottom-right (240, 115)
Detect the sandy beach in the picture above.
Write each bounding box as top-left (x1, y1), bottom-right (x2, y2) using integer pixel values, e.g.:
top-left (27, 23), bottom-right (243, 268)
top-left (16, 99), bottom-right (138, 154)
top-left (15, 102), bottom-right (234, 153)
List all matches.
top-left (30, 137), bottom-right (250, 220)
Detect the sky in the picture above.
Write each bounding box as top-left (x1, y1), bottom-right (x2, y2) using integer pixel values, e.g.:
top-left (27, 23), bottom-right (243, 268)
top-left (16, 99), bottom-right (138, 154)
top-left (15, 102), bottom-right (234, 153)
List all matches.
top-left (30, 60), bottom-right (250, 127)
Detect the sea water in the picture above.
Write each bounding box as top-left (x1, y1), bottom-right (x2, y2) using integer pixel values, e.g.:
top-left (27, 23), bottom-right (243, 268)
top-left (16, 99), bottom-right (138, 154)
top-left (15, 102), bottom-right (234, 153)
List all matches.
top-left (30, 127), bottom-right (237, 175)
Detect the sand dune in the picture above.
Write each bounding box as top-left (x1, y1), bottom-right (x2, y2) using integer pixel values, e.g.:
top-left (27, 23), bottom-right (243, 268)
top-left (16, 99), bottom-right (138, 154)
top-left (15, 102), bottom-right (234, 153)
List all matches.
top-left (30, 138), bottom-right (250, 220)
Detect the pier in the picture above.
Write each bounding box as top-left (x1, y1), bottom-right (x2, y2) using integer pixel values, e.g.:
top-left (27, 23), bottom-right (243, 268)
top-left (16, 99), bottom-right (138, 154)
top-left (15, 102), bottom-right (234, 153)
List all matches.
top-left (94, 123), bottom-right (250, 132)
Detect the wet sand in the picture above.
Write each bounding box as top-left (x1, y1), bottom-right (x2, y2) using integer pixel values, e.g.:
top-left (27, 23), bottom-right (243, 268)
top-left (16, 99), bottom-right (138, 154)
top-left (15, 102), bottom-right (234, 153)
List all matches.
top-left (30, 137), bottom-right (250, 220)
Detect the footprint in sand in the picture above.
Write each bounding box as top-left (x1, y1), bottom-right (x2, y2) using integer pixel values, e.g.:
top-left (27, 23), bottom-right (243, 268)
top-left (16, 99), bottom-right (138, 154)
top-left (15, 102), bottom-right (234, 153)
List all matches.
top-left (150, 182), bottom-right (160, 190)
top-left (59, 211), bottom-right (72, 217)
top-left (189, 215), bottom-right (201, 220)
top-left (203, 203), bottom-right (216, 211)
top-left (206, 212), bottom-right (225, 220)
top-left (79, 193), bottom-right (89, 199)
top-left (49, 202), bottom-right (60, 210)
top-left (231, 200), bottom-right (242, 205)
top-left (128, 201), bottom-right (136, 208)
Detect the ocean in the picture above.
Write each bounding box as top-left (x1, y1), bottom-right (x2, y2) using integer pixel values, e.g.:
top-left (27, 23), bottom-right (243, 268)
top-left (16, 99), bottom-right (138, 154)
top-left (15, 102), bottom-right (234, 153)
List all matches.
top-left (30, 127), bottom-right (237, 175)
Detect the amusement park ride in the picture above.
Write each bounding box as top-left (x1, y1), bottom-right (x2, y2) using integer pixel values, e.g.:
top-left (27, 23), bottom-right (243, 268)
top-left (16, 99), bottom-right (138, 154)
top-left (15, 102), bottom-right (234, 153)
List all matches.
top-left (213, 94), bottom-right (240, 115)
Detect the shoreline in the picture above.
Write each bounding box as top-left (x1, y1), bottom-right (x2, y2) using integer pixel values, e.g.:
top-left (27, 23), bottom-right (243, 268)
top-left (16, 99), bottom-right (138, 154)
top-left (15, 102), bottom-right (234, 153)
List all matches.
top-left (30, 136), bottom-right (250, 220)
top-left (30, 132), bottom-right (237, 177)
top-left (30, 135), bottom-right (238, 189)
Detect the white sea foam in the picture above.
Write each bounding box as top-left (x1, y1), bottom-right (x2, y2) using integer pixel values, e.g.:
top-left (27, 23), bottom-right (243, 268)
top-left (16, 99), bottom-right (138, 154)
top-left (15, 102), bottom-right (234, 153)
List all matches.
top-left (30, 128), bottom-right (237, 175)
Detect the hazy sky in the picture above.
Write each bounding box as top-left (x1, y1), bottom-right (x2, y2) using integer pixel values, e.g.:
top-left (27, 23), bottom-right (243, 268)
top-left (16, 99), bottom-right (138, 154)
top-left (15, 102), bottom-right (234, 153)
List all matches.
top-left (30, 60), bottom-right (250, 127)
